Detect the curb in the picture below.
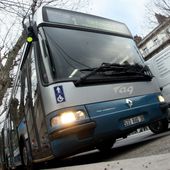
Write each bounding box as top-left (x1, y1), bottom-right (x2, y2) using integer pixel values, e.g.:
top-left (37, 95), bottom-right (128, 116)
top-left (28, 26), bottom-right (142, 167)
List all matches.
top-left (51, 153), bottom-right (170, 170)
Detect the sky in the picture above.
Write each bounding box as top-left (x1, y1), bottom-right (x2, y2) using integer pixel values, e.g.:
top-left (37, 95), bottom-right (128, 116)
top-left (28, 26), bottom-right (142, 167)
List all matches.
top-left (88, 0), bottom-right (149, 36)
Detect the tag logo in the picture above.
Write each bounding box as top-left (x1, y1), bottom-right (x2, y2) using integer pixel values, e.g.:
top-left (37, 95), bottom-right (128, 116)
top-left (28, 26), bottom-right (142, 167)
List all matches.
top-left (113, 86), bottom-right (134, 95)
top-left (126, 99), bottom-right (133, 108)
top-left (54, 86), bottom-right (66, 103)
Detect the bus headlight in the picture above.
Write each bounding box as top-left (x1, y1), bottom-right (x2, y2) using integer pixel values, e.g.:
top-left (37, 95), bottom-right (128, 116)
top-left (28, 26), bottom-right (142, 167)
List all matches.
top-left (60, 112), bottom-right (77, 124)
top-left (51, 110), bottom-right (87, 127)
top-left (158, 95), bottom-right (165, 103)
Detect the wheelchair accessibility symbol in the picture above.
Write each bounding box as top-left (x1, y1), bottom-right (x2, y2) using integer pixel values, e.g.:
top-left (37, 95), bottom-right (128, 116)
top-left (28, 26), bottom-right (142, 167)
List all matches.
top-left (54, 86), bottom-right (66, 103)
top-left (57, 95), bottom-right (65, 103)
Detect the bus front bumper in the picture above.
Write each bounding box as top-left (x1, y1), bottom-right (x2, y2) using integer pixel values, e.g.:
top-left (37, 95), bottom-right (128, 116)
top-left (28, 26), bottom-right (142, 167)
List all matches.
top-left (49, 122), bottom-right (96, 141)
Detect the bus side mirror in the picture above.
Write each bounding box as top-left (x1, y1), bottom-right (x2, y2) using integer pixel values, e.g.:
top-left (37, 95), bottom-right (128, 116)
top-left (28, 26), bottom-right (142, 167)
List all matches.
top-left (26, 26), bottom-right (38, 43)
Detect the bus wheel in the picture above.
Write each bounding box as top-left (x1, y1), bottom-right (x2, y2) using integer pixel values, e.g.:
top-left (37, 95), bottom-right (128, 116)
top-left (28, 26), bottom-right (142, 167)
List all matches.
top-left (97, 139), bottom-right (116, 152)
top-left (148, 119), bottom-right (169, 134)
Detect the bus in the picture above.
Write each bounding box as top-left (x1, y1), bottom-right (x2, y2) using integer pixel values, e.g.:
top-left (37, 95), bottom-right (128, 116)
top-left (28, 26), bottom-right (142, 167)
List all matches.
top-left (145, 45), bottom-right (170, 119)
top-left (1, 6), bottom-right (169, 169)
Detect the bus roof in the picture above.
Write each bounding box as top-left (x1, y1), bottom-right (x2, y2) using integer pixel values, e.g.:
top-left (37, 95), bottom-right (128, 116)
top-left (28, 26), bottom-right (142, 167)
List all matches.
top-left (34, 6), bottom-right (132, 37)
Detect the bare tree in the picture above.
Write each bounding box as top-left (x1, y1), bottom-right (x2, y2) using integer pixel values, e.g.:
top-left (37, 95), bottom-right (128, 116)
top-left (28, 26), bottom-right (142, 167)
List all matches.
top-left (0, 0), bottom-right (89, 119)
top-left (144, 0), bottom-right (170, 30)
top-left (153, 0), bottom-right (170, 16)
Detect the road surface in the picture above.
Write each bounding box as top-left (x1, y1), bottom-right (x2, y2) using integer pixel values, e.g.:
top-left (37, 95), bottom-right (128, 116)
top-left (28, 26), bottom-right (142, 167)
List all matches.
top-left (40, 129), bottom-right (170, 169)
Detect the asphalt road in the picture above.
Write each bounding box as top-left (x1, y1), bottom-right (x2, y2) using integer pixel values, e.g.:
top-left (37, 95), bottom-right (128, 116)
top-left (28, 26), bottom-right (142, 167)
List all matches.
top-left (40, 128), bottom-right (170, 169)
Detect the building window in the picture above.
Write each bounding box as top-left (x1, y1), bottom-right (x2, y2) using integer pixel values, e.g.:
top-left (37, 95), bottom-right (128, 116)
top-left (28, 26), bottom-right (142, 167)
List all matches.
top-left (153, 38), bottom-right (159, 45)
top-left (143, 47), bottom-right (149, 55)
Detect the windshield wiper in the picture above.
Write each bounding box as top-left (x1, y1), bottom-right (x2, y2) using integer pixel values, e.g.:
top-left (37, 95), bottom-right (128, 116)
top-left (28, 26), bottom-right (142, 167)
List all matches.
top-left (110, 64), bottom-right (153, 77)
top-left (79, 63), bottom-right (127, 72)
top-left (75, 63), bottom-right (153, 85)
top-left (75, 63), bottom-right (123, 85)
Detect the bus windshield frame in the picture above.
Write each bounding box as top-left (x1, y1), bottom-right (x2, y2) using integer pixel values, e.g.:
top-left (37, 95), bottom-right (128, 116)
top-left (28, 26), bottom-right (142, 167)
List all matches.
top-left (35, 7), bottom-right (149, 85)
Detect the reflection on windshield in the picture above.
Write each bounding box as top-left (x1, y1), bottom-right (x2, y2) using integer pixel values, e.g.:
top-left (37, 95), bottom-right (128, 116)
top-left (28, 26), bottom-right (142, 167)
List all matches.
top-left (42, 27), bottom-right (143, 82)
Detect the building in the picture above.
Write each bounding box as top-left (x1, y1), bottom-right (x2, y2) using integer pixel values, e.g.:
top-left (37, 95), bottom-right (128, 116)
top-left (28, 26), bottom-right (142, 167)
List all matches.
top-left (137, 14), bottom-right (170, 61)
top-left (136, 14), bottom-right (170, 119)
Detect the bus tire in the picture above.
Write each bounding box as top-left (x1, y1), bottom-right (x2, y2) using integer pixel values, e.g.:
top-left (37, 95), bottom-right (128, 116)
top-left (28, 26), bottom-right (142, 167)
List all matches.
top-left (97, 139), bottom-right (116, 152)
top-left (20, 141), bottom-right (32, 170)
top-left (148, 118), bottom-right (169, 134)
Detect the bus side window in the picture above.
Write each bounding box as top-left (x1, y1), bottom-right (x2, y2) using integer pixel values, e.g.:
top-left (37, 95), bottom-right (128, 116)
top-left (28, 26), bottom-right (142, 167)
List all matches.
top-left (12, 59), bottom-right (28, 125)
top-left (30, 47), bottom-right (38, 100)
top-left (12, 78), bottom-right (22, 125)
top-left (10, 98), bottom-right (19, 126)
top-left (26, 46), bottom-right (38, 103)
top-left (38, 34), bottom-right (49, 84)
top-left (20, 64), bottom-right (28, 118)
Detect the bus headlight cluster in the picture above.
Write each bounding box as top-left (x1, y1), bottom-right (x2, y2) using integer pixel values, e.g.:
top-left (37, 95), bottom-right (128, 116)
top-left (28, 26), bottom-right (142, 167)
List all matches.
top-left (51, 110), bottom-right (87, 127)
top-left (158, 95), bottom-right (165, 103)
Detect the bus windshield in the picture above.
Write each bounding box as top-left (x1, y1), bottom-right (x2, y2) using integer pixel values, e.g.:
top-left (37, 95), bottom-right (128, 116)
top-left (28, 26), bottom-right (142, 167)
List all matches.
top-left (42, 26), bottom-right (145, 83)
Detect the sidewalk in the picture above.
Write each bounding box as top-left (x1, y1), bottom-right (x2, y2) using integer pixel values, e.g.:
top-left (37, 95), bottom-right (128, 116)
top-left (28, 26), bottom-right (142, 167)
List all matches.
top-left (51, 153), bottom-right (170, 170)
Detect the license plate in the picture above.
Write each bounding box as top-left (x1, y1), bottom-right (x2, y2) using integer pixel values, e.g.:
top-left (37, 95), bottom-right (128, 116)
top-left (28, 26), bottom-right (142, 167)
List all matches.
top-left (123, 115), bottom-right (144, 127)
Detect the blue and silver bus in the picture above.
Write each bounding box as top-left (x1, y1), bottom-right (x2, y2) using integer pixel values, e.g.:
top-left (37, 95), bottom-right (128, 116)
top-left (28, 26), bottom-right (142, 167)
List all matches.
top-left (1, 6), bottom-right (169, 169)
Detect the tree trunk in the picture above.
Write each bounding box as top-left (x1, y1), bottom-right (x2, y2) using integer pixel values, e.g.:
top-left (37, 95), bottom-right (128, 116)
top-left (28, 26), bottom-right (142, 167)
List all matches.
top-left (0, 31), bottom-right (26, 106)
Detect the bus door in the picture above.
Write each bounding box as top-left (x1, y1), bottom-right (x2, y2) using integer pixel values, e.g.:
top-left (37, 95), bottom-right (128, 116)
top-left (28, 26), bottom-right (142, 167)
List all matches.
top-left (19, 51), bottom-right (40, 160)
top-left (23, 43), bottom-right (51, 161)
